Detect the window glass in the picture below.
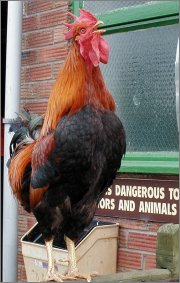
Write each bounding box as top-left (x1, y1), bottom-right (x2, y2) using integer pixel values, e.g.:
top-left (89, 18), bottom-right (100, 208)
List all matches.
top-left (100, 25), bottom-right (179, 152)
top-left (83, 0), bottom-right (152, 14)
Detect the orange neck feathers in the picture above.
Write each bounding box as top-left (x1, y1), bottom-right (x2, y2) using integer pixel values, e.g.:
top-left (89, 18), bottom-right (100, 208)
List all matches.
top-left (40, 42), bottom-right (115, 136)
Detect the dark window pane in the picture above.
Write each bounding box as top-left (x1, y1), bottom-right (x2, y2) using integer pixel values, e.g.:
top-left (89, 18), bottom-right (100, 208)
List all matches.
top-left (100, 25), bottom-right (179, 152)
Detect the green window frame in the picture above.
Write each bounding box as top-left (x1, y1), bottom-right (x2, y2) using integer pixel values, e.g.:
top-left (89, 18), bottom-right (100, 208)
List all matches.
top-left (70, 1), bottom-right (179, 175)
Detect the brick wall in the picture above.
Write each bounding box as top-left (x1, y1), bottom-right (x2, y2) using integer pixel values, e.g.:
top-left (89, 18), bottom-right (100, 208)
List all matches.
top-left (20, 0), bottom-right (69, 114)
top-left (18, 1), bottom-right (69, 281)
top-left (118, 222), bottom-right (158, 272)
top-left (18, 1), bottom-right (162, 281)
top-left (95, 216), bottom-right (161, 273)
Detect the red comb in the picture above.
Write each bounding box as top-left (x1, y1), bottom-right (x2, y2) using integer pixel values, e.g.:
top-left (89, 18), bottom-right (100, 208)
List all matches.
top-left (63, 9), bottom-right (98, 40)
top-left (79, 9), bottom-right (97, 24)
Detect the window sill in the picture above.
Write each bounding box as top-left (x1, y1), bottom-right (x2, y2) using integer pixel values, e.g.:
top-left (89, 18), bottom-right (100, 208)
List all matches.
top-left (120, 152), bottom-right (179, 174)
top-left (96, 1), bottom-right (179, 30)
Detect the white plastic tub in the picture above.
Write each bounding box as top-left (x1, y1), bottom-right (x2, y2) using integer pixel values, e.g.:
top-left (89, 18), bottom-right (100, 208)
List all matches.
top-left (21, 221), bottom-right (119, 282)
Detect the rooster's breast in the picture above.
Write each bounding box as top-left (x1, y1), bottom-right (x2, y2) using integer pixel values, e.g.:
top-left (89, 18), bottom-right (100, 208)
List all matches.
top-left (32, 105), bottom-right (126, 206)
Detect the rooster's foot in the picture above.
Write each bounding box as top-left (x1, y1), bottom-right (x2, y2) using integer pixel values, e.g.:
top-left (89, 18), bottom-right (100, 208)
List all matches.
top-left (63, 269), bottom-right (98, 282)
top-left (43, 272), bottom-right (65, 282)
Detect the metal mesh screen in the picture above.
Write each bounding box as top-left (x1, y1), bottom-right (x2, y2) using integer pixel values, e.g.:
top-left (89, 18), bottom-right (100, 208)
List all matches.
top-left (100, 25), bottom-right (179, 152)
top-left (83, 0), bottom-right (152, 14)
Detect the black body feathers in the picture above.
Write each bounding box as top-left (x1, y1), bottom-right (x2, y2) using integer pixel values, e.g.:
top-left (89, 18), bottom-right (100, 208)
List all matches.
top-left (9, 106), bottom-right (126, 242)
top-left (32, 105), bottom-right (126, 241)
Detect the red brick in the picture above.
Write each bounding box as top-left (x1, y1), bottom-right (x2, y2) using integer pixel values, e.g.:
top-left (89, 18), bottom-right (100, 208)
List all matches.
top-left (18, 257), bottom-right (23, 265)
top-left (22, 16), bottom-right (38, 32)
top-left (95, 216), bottom-right (136, 231)
top-left (17, 273), bottom-right (20, 281)
top-left (105, 217), bottom-right (161, 232)
top-left (35, 81), bottom-right (54, 98)
top-left (20, 265), bottom-right (27, 281)
top-left (118, 249), bottom-right (142, 269)
top-left (54, 26), bottom-right (66, 43)
top-left (25, 65), bottom-right (52, 81)
top-left (18, 251), bottom-right (24, 265)
top-left (27, 217), bottom-right (36, 230)
top-left (119, 229), bottom-right (128, 248)
top-left (21, 69), bottom-right (25, 83)
top-left (39, 10), bottom-right (67, 29)
top-left (18, 222), bottom-right (27, 230)
top-left (26, 30), bottom-right (53, 48)
top-left (18, 226), bottom-right (27, 234)
top-left (17, 202), bottom-right (37, 282)
top-left (21, 50), bottom-right (38, 65)
top-left (21, 82), bottom-right (54, 99)
top-left (18, 204), bottom-right (30, 216)
top-left (21, 84), bottom-right (33, 99)
top-left (52, 62), bottom-right (65, 78)
top-left (21, 100), bottom-right (48, 114)
top-left (27, 1), bottom-right (54, 15)
top-left (54, 1), bottom-right (68, 8)
top-left (128, 232), bottom-right (157, 252)
top-left (39, 44), bottom-right (68, 63)
top-left (144, 254), bottom-right (156, 269)
top-left (22, 35), bottom-right (26, 49)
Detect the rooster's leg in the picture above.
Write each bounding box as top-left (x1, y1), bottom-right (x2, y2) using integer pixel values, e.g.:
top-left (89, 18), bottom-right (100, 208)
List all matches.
top-left (64, 235), bottom-right (96, 282)
top-left (43, 239), bottom-right (64, 282)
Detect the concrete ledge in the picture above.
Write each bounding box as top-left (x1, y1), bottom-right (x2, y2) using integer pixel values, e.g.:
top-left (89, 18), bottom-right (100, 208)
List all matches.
top-left (156, 223), bottom-right (179, 276)
top-left (92, 268), bottom-right (171, 282)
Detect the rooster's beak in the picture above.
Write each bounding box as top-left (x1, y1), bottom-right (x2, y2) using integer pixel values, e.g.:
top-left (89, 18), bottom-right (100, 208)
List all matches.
top-left (93, 20), bottom-right (106, 34)
top-left (93, 20), bottom-right (104, 29)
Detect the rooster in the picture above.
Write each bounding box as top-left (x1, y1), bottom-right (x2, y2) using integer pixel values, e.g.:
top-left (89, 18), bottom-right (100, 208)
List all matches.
top-left (8, 9), bottom-right (126, 282)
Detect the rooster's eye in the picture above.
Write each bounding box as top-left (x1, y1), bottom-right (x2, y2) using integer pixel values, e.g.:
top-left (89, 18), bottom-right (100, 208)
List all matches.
top-left (80, 28), bottom-right (86, 34)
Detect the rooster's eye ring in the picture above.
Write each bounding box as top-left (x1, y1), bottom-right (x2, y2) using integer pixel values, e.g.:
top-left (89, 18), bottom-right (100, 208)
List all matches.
top-left (80, 28), bottom-right (86, 34)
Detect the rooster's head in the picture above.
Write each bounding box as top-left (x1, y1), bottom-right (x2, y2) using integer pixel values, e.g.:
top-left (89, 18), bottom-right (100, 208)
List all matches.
top-left (64, 9), bottom-right (109, 67)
